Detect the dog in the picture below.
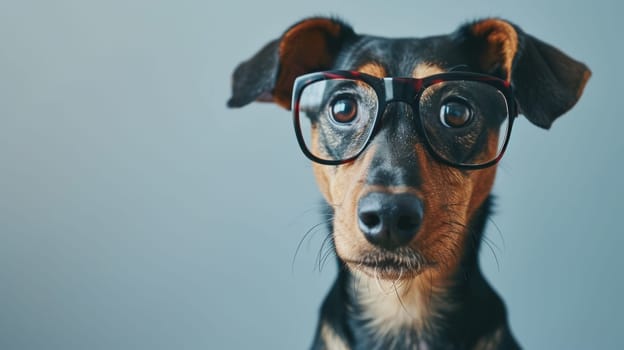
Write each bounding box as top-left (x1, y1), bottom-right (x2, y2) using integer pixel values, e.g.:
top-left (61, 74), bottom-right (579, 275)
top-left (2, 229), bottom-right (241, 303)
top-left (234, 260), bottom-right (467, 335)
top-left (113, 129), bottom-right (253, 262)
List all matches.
top-left (227, 17), bottom-right (590, 349)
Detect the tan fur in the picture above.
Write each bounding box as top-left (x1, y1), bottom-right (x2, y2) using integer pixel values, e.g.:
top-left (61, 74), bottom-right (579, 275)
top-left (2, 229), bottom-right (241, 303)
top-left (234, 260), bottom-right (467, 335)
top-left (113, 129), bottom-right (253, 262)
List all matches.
top-left (312, 144), bottom-right (378, 262)
top-left (274, 19), bottom-right (344, 108)
top-left (350, 269), bottom-right (456, 337)
top-left (319, 323), bottom-right (350, 350)
top-left (310, 62), bottom-right (497, 285)
top-left (229, 16), bottom-right (590, 349)
top-left (470, 19), bottom-right (519, 81)
top-left (357, 62), bottom-right (387, 78)
top-left (412, 63), bottom-right (445, 78)
top-left (411, 145), bottom-right (496, 283)
top-left (473, 326), bottom-right (509, 350)
top-left (578, 69), bottom-right (592, 99)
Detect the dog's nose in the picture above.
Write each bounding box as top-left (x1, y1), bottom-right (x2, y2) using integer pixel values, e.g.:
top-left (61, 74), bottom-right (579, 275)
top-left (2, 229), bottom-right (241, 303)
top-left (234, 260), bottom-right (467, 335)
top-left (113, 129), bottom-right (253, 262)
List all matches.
top-left (357, 192), bottom-right (423, 249)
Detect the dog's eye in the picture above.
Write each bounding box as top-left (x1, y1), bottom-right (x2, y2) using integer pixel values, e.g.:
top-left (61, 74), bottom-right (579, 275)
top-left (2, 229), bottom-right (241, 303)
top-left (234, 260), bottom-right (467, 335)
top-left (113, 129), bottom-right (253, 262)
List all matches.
top-left (439, 100), bottom-right (472, 128)
top-left (330, 97), bottom-right (358, 124)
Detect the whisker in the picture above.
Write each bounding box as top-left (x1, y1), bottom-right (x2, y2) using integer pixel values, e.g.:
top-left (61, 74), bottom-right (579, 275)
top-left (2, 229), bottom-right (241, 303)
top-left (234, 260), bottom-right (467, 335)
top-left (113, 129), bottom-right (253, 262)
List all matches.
top-left (319, 240), bottom-right (336, 271)
top-left (291, 219), bottom-right (332, 274)
top-left (392, 280), bottom-right (415, 319)
top-left (482, 235), bottom-right (501, 272)
top-left (316, 232), bottom-right (335, 271)
top-left (487, 217), bottom-right (506, 250)
top-left (374, 267), bottom-right (385, 293)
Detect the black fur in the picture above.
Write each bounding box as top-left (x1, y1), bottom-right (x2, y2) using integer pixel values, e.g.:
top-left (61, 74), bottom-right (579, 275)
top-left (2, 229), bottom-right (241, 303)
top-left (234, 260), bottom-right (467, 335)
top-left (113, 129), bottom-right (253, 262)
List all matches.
top-left (228, 17), bottom-right (590, 349)
top-left (227, 39), bottom-right (280, 108)
top-left (310, 198), bottom-right (519, 350)
top-left (229, 17), bottom-right (590, 129)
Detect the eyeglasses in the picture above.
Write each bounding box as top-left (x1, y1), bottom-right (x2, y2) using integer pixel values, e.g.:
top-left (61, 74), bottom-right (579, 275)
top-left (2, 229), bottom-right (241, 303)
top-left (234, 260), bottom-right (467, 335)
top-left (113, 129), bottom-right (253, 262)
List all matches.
top-left (292, 70), bottom-right (517, 169)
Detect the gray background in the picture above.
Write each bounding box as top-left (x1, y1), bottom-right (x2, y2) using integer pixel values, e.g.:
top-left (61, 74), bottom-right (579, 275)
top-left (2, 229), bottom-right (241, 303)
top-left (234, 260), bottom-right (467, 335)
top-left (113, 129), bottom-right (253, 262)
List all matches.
top-left (1, 0), bottom-right (622, 349)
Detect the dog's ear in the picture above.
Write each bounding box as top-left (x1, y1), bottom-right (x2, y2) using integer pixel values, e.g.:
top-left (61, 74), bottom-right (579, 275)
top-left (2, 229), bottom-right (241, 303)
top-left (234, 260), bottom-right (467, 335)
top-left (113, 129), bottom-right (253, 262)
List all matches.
top-left (227, 17), bottom-right (356, 109)
top-left (456, 19), bottom-right (591, 129)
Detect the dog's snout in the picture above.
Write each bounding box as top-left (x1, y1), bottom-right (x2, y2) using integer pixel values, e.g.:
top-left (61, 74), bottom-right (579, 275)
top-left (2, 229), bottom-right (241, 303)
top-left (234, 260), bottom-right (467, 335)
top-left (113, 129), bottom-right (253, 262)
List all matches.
top-left (357, 192), bottom-right (423, 250)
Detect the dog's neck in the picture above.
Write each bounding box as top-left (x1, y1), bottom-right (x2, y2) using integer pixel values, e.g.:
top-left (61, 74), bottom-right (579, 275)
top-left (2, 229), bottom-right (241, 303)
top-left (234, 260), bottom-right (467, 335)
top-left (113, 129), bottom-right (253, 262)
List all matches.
top-left (341, 263), bottom-right (507, 349)
top-left (347, 269), bottom-right (462, 346)
top-left (313, 197), bottom-right (518, 349)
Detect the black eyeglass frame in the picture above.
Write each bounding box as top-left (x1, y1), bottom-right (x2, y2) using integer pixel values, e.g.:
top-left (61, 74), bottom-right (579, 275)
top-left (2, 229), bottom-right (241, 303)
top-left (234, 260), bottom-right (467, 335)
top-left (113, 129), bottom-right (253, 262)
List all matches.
top-left (292, 70), bottom-right (518, 169)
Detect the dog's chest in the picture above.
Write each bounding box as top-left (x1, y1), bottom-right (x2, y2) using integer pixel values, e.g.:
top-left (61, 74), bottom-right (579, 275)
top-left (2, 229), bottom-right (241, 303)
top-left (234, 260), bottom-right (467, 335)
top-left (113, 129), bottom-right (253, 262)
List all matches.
top-left (346, 271), bottom-right (456, 349)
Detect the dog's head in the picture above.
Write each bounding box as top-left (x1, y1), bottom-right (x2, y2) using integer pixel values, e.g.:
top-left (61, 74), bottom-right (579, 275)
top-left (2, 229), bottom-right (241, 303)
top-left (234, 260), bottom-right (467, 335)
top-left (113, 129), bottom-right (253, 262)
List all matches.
top-left (228, 18), bottom-right (590, 281)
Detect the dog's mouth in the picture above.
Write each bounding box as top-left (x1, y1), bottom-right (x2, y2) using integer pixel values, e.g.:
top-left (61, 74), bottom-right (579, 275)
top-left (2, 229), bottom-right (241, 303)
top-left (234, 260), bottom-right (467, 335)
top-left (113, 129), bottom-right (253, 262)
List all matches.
top-left (343, 248), bottom-right (433, 280)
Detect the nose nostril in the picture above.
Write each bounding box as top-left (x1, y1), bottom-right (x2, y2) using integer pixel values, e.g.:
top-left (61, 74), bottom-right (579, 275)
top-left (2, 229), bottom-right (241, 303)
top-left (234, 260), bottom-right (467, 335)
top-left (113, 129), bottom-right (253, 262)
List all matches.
top-left (360, 212), bottom-right (381, 228)
top-left (358, 192), bottom-right (423, 249)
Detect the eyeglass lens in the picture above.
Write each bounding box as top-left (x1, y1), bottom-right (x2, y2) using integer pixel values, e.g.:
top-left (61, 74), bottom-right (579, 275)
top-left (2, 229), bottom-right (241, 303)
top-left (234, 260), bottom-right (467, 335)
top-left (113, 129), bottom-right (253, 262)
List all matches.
top-left (297, 77), bottom-right (509, 166)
